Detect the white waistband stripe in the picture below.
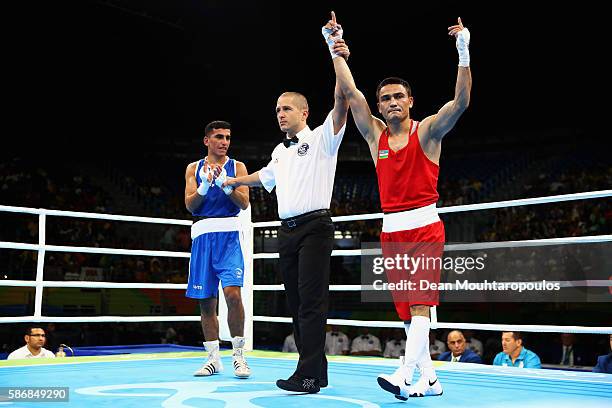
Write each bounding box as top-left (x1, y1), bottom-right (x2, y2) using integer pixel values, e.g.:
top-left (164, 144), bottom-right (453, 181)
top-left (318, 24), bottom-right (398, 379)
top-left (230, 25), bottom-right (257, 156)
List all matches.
top-left (382, 204), bottom-right (440, 233)
top-left (191, 217), bottom-right (241, 239)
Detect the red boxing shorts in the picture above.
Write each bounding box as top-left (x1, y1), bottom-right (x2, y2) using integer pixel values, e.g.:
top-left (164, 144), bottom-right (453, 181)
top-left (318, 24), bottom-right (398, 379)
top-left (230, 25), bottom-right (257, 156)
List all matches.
top-left (380, 204), bottom-right (445, 321)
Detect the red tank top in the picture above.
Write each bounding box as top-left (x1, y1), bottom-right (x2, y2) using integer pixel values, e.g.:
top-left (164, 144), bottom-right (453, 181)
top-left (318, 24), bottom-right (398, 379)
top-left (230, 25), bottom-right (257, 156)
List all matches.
top-left (376, 120), bottom-right (440, 213)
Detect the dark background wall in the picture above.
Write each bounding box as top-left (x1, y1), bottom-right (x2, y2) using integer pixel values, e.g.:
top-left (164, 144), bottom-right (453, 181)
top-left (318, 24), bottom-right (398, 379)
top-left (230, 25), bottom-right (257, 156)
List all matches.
top-left (3, 0), bottom-right (607, 161)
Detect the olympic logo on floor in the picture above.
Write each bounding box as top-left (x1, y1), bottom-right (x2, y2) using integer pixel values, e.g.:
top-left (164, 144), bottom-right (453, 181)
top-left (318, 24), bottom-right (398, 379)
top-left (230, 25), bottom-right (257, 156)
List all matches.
top-left (76, 381), bottom-right (380, 407)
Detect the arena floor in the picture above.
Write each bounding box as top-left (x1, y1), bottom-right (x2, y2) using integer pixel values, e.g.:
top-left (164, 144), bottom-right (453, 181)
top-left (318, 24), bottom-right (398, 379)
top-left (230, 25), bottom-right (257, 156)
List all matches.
top-left (1, 351), bottom-right (610, 407)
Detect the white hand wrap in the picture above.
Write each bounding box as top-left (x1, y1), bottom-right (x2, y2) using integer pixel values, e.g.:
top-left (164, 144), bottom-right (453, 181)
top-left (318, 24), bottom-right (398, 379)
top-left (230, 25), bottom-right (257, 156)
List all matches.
top-left (321, 24), bottom-right (343, 59)
top-left (456, 27), bottom-right (470, 67)
top-left (197, 166), bottom-right (212, 196)
top-left (214, 168), bottom-right (234, 195)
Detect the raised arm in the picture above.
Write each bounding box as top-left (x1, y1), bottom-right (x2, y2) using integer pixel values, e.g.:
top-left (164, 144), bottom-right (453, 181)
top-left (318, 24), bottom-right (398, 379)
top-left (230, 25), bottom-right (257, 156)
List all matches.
top-left (325, 13), bottom-right (348, 136)
top-left (323, 12), bottom-right (385, 161)
top-left (420, 18), bottom-right (472, 144)
top-left (332, 80), bottom-right (349, 135)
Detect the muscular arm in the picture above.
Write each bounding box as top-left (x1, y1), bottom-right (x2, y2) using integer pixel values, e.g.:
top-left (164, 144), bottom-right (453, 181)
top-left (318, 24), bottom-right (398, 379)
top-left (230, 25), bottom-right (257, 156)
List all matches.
top-left (331, 42), bottom-right (386, 164)
top-left (421, 66), bottom-right (472, 142)
top-left (332, 81), bottom-right (349, 135)
top-left (420, 20), bottom-right (472, 158)
top-left (227, 161), bottom-right (250, 210)
top-left (184, 162), bottom-right (203, 214)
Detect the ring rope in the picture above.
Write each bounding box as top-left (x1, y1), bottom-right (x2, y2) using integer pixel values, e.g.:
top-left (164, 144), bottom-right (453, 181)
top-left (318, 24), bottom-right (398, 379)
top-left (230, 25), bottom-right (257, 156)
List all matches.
top-left (0, 189), bottom-right (610, 334)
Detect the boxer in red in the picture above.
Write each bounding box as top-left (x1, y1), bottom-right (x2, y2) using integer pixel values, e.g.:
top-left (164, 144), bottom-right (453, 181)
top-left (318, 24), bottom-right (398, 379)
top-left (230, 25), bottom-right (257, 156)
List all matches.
top-left (323, 12), bottom-right (472, 400)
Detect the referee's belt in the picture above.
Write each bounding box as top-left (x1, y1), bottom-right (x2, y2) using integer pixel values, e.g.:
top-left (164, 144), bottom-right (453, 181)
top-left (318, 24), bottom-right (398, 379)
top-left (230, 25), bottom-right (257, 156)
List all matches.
top-left (280, 209), bottom-right (330, 229)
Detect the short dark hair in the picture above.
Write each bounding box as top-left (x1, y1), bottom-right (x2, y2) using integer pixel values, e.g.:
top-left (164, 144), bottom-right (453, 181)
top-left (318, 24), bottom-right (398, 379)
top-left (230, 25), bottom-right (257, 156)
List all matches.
top-left (26, 326), bottom-right (44, 336)
top-left (503, 331), bottom-right (522, 341)
top-left (204, 120), bottom-right (231, 137)
top-left (376, 77), bottom-right (412, 101)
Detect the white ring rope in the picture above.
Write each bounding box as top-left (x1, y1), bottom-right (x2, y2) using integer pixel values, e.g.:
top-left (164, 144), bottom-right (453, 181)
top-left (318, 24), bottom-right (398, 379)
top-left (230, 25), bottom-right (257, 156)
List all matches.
top-left (0, 242), bottom-right (191, 258)
top-left (252, 316), bottom-right (612, 334)
top-left (2, 279), bottom-right (608, 292)
top-left (249, 235), bottom-right (612, 259)
top-left (252, 189), bottom-right (612, 227)
top-left (0, 316), bottom-right (203, 324)
top-left (253, 280), bottom-right (612, 292)
top-left (0, 189), bottom-right (610, 333)
top-left (3, 235), bottom-right (608, 259)
top-left (0, 205), bottom-right (192, 226)
top-left (0, 314), bottom-right (607, 334)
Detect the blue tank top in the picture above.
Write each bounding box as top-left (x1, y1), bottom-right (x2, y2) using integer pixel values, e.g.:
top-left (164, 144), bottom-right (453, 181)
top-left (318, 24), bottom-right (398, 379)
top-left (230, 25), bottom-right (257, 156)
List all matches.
top-left (192, 158), bottom-right (240, 218)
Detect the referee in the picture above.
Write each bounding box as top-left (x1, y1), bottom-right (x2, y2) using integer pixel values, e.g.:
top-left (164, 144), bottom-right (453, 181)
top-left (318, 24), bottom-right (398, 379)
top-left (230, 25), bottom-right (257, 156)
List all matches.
top-left (225, 84), bottom-right (348, 392)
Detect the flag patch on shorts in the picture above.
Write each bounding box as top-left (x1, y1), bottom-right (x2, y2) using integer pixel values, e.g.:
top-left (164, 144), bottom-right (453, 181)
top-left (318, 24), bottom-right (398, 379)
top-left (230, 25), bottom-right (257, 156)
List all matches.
top-left (379, 149), bottom-right (389, 159)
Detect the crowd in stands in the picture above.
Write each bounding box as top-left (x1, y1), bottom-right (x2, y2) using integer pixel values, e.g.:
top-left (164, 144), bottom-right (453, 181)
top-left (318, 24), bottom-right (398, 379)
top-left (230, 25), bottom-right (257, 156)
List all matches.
top-left (480, 168), bottom-right (611, 242)
top-left (1, 153), bottom-right (610, 369)
top-left (4, 154), bottom-right (606, 263)
top-left (0, 159), bottom-right (114, 214)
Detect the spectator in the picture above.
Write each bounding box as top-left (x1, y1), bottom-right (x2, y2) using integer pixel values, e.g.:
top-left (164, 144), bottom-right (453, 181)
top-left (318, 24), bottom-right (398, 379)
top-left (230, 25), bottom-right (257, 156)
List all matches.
top-left (350, 328), bottom-right (382, 357)
top-left (383, 329), bottom-right (406, 358)
top-left (493, 331), bottom-right (541, 368)
top-left (44, 323), bottom-right (58, 353)
top-left (592, 334), bottom-right (612, 374)
top-left (282, 332), bottom-right (298, 353)
top-left (150, 258), bottom-right (163, 282)
top-left (438, 330), bottom-right (482, 363)
top-left (160, 226), bottom-right (177, 250)
top-left (548, 333), bottom-right (590, 366)
top-left (7, 327), bottom-right (56, 360)
top-left (429, 330), bottom-right (446, 360)
top-left (325, 326), bottom-right (350, 356)
top-left (163, 327), bottom-right (178, 344)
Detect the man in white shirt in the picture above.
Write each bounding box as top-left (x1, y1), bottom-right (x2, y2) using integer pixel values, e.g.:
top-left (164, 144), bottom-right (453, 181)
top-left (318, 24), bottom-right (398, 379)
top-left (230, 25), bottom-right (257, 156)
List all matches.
top-left (351, 329), bottom-right (382, 357)
top-left (325, 326), bottom-right (350, 356)
top-left (7, 327), bottom-right (56, 360)
top-left (225, 36), bottom-right (349, 394)
top-left (384, 329), bottom-right (406, 358)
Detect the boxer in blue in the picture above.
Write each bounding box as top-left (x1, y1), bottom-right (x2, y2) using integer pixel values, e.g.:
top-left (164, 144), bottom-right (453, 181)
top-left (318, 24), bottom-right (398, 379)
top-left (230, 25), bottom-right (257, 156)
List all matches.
top-left (184, 120), bottom-right (251, 378)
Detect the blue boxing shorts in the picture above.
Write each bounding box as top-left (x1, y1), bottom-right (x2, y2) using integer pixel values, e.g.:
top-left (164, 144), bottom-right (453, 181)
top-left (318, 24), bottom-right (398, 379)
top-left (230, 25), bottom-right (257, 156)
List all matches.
top-left (186, 218), bottom-right (245, 299)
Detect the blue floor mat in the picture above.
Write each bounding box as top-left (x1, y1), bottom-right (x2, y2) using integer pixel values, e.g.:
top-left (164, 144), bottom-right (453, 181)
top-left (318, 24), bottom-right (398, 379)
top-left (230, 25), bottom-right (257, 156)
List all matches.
top-left (0, 356), bottom-right (610, 407)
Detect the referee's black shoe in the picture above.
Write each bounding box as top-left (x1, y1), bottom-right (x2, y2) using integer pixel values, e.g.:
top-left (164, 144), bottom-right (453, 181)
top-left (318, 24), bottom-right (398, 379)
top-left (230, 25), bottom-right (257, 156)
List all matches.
top-left (276, 375), bottom-right (320, 393)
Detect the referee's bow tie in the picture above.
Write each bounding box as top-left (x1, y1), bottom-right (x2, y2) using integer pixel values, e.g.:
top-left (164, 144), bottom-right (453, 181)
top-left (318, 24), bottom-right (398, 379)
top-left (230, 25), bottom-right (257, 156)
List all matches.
top-left (283, 136), bottom-right (299, 148)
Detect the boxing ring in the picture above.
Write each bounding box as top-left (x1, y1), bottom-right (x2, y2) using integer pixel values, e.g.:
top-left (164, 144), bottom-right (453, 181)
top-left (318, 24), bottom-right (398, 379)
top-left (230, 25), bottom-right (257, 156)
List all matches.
top-left (1, 353), bottom-right (611, 407)
top-left (1, 189), bottom-right (611, 407)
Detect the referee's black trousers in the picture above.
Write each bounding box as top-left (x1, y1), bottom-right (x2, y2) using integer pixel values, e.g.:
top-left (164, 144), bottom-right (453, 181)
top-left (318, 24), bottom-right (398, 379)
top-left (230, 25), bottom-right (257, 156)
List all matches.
top-left (279, 214), bottom-right (334, 381)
